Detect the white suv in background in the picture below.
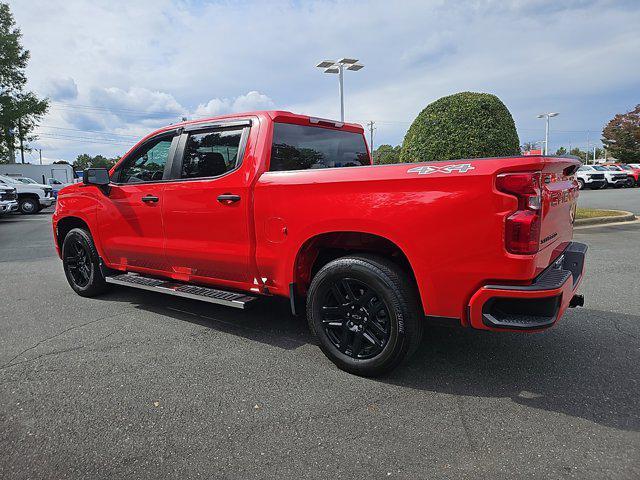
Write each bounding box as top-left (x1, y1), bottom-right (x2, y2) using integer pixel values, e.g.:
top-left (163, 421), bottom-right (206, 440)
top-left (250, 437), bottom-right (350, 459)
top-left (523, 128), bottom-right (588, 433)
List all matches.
top-left (576, 165), bottom-right (608, 190)
top-left (0, 174), bottom-right (54, 214)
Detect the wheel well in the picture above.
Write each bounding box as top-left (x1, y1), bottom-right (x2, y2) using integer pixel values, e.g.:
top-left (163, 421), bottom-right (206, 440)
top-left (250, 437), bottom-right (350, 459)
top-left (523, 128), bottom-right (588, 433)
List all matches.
top-left (293, 232), bottom-right (417, 295)
top-left (56, 216), bottom-right (90, 249)
top-left (17, 193), bottom-right (39, 201)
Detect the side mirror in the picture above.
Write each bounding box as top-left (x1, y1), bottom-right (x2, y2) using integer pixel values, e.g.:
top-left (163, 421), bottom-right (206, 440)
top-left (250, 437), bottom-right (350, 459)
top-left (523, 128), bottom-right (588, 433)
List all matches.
top-left (83, 168), bottom-right (110, 186)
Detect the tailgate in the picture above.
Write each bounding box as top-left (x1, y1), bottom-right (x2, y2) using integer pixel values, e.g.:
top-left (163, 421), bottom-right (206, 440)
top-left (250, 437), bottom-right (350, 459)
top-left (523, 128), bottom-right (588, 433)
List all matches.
top-left (538, 157), bottom-right (580, 259)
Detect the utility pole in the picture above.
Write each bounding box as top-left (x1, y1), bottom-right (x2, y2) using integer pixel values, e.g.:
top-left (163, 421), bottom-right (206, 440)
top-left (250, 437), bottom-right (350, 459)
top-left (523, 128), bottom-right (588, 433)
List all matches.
top-left (38, 148), bottom-right (43, 165)
top-left (586, 131), bottom-right (590, 165)
top-left (366, 120), bottom-right (376, 153)
top-left (18, 117), bottom-right (25, 164)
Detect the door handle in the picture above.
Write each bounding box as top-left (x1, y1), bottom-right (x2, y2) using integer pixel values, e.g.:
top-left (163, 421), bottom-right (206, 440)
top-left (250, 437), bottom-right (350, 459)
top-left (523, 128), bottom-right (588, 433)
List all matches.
top-left (217, 194), bottom-right (241, 204)
top-left (141, 195), bottom-right (159, 203)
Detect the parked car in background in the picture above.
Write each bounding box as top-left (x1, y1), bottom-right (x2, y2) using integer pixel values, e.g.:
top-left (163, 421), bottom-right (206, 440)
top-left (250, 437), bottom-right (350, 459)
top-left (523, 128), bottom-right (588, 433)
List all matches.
top-left (628, 163), bottom-right (640, 169)
top-left (610, 163), bottom-right (640, 186)
top-left (576, 165), bottom-right (607, 190)
top-left (47, 177), bottom-right (72, 196)
top-left (602, 164), bottom-right (635, 187)
top-left (0, 185), bottom-right (19, 216)
top-left (595, 166), bottom-right (628, 188)
top-left (0, 174), bottom-right (54, 214)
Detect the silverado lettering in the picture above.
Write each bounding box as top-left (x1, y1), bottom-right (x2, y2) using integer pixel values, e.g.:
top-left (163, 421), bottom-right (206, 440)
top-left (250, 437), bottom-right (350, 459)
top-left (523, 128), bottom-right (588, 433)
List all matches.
top-left (52, 111), bottom-right (587, 376)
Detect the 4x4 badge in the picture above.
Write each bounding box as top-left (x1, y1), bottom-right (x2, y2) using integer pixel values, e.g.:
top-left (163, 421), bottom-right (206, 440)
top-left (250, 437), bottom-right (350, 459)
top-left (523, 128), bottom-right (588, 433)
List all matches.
top-left (407, 163), bottom-right (475, 175)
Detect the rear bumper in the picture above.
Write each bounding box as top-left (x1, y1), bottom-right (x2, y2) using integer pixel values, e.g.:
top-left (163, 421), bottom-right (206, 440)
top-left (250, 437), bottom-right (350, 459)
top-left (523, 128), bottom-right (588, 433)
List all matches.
top-left (468, 242), bottom-right (587, 331)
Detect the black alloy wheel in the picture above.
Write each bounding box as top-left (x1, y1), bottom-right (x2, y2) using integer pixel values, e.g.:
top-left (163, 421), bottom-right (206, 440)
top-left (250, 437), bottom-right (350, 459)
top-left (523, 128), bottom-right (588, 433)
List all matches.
top-left (320, 277), bottom-right (391, 359)
top-left (62, 228), bottom-right (109, 297)
top-left (307, 254), bottom-right (422, 377)
top-left (65, 240), bottom-right (92, 288)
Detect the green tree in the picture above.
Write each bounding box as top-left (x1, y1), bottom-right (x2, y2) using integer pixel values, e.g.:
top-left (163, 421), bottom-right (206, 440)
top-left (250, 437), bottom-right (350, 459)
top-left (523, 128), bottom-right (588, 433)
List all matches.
top-left (602, 105), bottom-right (640, 162)
top-left (569, 148), bottom-right (587, 161)
top-left (372, 144), bottom-right (401, 164)
top-left (0, 3), bottom-right (48, 163)
top-left (400, 92), bottom-right (520, 163)
top-left (73, 153), bottom-right (119, 170)
top-left (555, 147), bottom-right (567, 156)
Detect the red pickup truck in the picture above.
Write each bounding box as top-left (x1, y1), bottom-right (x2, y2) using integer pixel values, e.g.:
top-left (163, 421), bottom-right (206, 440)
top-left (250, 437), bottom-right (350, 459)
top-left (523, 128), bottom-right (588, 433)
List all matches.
top-left (52, 111), bottom-right (586, 376)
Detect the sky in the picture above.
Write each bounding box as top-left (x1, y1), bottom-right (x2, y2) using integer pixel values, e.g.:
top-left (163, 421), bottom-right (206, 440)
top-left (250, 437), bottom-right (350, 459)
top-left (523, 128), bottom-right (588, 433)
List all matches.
top-left (8, 0), bottom-right (640, 164)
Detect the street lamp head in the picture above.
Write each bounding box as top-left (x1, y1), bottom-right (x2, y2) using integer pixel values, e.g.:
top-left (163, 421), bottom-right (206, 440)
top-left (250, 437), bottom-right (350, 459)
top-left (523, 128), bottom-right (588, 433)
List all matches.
top-left (536, 114), bottom-right (545, 119)
top-left (338, 58), bottom-right (358, 65)
top-left (548, 112), bottom-right (559, 117)
top-left (316, 60), bottom-right (336, 68)
top-left (324, 67), bottom-right (340, 74)
top-left (346, 63), bottom-right (364, 71)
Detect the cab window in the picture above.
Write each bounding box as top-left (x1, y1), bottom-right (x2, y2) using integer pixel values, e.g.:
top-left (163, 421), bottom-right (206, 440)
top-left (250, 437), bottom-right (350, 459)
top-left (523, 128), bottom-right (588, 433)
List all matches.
top-left (115, 135), bottom-right (174, 183)
top-left (180, 129), bottom-right (244, 179)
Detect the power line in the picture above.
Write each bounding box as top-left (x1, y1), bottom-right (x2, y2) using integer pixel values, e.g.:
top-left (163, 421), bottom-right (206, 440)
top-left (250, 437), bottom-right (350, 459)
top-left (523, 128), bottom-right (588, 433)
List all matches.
top-left (38, 124), bottom-right (139, 139)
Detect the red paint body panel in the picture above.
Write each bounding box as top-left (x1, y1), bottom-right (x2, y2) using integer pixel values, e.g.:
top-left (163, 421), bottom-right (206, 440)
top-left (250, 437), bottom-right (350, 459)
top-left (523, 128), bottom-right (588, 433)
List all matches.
top-left (53, 110), bottom-right (583, 331)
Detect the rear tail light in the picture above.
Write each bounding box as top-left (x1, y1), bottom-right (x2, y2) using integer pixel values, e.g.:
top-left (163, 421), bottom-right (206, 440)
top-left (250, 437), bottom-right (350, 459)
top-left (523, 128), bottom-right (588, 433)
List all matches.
top-left (496, 172), bottom-right (542, 255)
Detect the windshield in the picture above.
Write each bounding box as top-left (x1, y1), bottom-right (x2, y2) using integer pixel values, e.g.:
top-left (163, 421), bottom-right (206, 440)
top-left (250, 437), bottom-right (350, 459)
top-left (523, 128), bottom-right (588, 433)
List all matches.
top-left (618, 164), bottom-right (631, 170)
top-left (593, 166), bottom-right (608, 171)
top-left (17, 177), bottom-right (37, 184)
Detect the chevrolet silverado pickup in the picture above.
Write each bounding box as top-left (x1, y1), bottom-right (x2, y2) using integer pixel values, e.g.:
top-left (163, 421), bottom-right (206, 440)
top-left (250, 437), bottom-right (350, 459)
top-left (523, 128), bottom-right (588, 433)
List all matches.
top-left (52, 111), bottom-right (587, 376)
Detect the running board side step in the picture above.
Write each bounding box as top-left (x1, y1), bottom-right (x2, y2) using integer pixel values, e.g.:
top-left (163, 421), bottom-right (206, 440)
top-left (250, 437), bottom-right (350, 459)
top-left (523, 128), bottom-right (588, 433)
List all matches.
top-left (105, 273), bottom-right (257, 309)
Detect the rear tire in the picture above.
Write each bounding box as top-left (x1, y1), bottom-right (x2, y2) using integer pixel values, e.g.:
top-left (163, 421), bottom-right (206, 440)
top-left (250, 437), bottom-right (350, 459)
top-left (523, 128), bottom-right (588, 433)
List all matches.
top-left (577, 179), bottom-right (585, 190)
top-left (62, 228), bottom-right (110, 297)
top-left (600, 182), bottom-right (608, 189)
top-left (306, 254), bottom-right (423, 377)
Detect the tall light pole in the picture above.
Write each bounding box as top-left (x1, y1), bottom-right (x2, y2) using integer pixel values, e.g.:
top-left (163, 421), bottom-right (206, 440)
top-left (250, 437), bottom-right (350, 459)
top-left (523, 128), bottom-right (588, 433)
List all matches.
top-left (316, 58), bottom-right (364, 122)
top-left (536, 112), bottom-right (559, 155)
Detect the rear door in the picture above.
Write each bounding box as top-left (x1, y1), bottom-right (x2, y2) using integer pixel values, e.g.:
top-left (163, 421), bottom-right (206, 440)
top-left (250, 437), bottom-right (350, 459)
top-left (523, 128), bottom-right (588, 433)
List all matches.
top-left (161, 121), bottom-right (253, 287)
top-left (97, 131), bottom-right (178, 272)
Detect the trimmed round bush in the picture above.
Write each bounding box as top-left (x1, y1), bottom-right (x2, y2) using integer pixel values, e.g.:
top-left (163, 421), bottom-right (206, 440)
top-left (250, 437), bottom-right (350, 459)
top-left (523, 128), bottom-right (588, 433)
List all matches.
top-left (400, 92), bottom-right (520, 163)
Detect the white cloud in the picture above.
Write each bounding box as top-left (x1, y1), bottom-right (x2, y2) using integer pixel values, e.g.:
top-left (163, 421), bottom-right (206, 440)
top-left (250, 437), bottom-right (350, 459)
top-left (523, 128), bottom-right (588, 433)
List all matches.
top-left (90, 86), bottom-right (185, 119)
top-left (194, 91), bottom-right (275, 117)
top-left (44, 77), bottom-right (78, 100)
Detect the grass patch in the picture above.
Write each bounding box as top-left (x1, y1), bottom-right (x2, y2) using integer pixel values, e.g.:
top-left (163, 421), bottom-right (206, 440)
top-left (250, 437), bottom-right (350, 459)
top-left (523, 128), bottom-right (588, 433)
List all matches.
top-left (575, 208), bottom-right (624, 220)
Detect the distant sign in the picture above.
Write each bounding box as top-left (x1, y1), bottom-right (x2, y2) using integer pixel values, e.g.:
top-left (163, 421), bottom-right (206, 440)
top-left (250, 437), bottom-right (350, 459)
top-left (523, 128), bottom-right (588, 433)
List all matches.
top-left (523, 149), bottom-right (543, 156)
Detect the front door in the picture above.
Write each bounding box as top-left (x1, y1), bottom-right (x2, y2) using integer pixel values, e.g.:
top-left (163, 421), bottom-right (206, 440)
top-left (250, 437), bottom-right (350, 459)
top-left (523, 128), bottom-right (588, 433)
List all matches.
top-left (97, 132), bottom-right (177, 272)
top-left (161, 124), bottom-right (252, 287)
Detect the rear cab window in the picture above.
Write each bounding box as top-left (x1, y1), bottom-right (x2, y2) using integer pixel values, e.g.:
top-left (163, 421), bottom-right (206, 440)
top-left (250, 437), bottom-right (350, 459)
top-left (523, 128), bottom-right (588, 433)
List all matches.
top-left (181, 129), bottom-right (244, 179)
top-left (269, 122), bottom-right (370, 172)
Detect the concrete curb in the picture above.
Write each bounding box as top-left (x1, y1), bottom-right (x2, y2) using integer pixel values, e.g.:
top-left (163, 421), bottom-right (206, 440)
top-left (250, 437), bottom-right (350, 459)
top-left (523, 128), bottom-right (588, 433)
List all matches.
top-left (574, 210), bottom-right (636, 227)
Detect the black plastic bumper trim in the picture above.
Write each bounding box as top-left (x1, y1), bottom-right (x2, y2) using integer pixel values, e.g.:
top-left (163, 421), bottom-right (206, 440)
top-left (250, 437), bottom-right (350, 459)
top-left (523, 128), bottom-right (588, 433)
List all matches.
top-left (481, 242), bottom-right (587, 330)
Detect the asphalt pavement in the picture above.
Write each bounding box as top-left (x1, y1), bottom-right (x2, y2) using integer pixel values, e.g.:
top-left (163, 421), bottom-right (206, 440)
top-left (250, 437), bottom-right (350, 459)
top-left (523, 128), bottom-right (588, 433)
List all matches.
top-left (578, 186), bottom-right (640, 214)
top-left (1, 209), bottom-right (638, 479)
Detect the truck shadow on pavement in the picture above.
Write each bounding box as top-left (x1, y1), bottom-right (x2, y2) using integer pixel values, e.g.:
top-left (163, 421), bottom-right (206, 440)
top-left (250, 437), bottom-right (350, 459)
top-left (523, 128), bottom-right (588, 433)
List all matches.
top-left (98, 288), bottom-right (639, 432)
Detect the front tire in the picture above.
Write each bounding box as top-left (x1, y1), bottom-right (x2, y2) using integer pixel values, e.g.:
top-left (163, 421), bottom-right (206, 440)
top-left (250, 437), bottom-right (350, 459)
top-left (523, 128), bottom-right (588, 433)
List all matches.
top-left (62, 228), bottom-right (110, 297)
top-left (18, 197), bottom-right (39, 215)
top-left (306, 255), bottom-right (423, 377)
